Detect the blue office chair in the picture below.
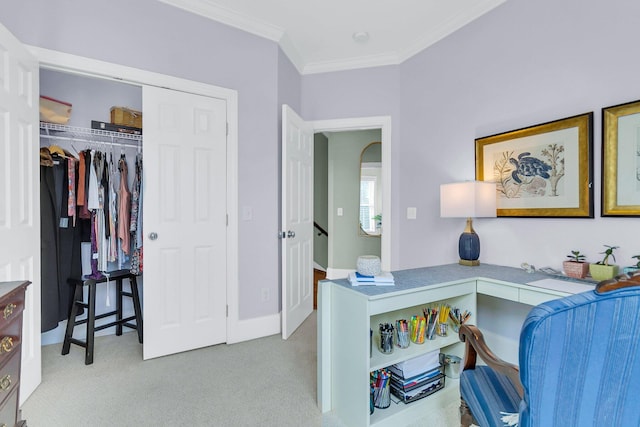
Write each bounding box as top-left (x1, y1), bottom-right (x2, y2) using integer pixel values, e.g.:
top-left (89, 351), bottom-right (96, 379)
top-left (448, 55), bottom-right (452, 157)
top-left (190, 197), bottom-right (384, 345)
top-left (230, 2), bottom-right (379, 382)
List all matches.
top-left (458, 273), bottom-right (640, 427)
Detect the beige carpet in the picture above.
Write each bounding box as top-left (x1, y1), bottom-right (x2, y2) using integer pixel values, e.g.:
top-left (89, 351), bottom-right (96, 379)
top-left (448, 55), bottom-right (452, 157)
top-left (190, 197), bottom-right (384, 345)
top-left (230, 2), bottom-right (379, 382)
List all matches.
top-left (21, 312), bottom-right (465, 426)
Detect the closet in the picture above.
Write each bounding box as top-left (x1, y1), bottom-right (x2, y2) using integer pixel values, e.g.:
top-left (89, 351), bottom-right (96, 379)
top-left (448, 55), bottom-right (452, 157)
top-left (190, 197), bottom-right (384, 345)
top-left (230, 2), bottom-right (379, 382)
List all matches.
top-left (36, 65), bottom-right (231, 362)
top-left (38, 69), bottom-right (143, 346)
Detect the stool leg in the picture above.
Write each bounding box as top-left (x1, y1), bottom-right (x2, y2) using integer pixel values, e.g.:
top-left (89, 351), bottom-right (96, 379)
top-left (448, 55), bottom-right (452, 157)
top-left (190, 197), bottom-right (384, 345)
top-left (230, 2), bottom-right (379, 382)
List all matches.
top-left (62, 283), bottom-right (83, 355)
top-left (85, 281), bottom-right (96, 365)
top-left (115, 278), bottom-right (123, 336)
top-left (130, 276), bottom-right (143, 343)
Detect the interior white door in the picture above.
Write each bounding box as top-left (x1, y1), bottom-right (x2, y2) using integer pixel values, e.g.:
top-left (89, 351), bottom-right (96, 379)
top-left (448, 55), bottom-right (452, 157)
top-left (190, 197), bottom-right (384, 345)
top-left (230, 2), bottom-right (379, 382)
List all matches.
top-left (0, 23), bottom-right (41, 403)
top-left (143, 86), bottom-right (227, 359)
top-left (281, 105), bottom-right (313, 339)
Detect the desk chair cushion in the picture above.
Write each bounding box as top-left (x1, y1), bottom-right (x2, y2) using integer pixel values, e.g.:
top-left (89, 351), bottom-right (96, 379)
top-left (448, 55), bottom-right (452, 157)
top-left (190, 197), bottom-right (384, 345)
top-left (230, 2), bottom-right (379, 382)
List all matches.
top-left (461, 366), bottom-right (521, 427)
top-left (518, 287), bottom-right (640, 427)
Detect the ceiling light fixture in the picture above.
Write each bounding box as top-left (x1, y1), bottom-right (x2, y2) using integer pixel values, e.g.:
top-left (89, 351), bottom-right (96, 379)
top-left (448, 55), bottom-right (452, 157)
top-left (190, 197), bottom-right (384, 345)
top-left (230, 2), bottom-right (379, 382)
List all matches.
top-left (352, 31), bottom-right (370, 43)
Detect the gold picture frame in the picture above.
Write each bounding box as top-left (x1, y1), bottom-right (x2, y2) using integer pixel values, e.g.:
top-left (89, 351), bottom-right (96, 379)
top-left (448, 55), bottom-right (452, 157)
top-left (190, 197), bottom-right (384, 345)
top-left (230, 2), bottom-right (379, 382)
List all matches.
top-left (475, 113), bottom-right (593, 217)
top-left (602, 100), bottom-right (640, 216)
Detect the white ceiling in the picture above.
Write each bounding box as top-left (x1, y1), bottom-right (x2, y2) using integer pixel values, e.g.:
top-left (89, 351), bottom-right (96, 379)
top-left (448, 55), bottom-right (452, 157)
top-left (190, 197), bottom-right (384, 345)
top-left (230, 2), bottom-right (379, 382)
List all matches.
top-left (160, 0), bottom-right (507, 75)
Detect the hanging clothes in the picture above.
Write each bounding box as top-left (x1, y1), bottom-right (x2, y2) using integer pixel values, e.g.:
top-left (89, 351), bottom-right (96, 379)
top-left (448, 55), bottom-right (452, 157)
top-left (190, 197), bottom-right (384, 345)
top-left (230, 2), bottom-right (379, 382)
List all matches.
top-left (130, 154), bottom-right (143, 274)
top-left (108, 153), bottom-right (118, 263)
top-left (40, 147), bottom-right (83, 332)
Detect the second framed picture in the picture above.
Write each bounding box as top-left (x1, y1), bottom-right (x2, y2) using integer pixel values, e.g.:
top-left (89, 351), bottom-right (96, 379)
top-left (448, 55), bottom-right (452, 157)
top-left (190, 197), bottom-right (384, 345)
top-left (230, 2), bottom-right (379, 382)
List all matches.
top-left (602, 99), bottom-right (640, 216)
top-left (475, 112), bottom-right (593, 218)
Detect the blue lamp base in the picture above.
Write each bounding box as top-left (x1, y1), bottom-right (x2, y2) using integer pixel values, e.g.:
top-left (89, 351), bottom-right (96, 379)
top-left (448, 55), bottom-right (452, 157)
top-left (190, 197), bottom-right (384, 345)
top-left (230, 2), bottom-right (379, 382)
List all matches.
top-left (458, 218), bottom-right (481, 266)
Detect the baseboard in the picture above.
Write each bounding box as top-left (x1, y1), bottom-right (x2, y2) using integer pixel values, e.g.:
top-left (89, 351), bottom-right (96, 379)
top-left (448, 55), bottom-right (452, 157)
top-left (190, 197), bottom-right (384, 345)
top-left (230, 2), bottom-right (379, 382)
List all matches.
top-left (226, 312), bottom-right (281, 344)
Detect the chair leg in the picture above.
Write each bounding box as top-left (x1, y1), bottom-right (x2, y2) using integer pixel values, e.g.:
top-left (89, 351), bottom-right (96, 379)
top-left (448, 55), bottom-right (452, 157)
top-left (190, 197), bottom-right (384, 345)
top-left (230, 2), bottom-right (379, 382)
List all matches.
top-left (460, 396), bottom-right (475, 427)
top-left (130, 276), bottom-right (143, 343)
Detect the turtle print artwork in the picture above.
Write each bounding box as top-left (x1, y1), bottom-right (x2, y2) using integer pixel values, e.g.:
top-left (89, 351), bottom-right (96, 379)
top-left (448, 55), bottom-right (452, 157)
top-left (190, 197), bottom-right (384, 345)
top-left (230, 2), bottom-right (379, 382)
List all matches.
top-left (494, 144), bottom-right (564, 199)
top-left (475, 112), bottom-right (593, 217)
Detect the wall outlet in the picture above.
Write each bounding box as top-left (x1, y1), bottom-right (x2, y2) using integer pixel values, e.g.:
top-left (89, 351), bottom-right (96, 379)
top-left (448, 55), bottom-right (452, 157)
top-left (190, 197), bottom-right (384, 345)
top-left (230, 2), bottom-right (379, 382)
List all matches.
top-left (261, 288), bottom-right (270, 302)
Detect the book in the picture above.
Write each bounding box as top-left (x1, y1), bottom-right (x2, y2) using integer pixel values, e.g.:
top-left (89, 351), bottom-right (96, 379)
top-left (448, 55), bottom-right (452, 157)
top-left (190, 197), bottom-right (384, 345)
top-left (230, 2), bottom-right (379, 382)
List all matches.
top-left (390, 366), bottom-right (442, 392)
top-left (91, 120), bottom-right (142, 135)
top-left (390, 373), bottom-right (445, 403)
top-left (348, 271), bottom-right (394, 286)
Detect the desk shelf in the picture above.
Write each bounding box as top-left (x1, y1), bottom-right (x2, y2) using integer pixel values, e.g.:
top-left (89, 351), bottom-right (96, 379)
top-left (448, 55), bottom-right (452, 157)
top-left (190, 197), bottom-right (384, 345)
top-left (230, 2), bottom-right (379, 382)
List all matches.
top-left (322, 279), bottom-right (475, 426)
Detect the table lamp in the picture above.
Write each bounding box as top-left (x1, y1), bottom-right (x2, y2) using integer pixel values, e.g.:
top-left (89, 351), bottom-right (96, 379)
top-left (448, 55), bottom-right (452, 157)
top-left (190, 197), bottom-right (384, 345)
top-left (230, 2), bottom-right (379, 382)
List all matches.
top-left (440, 181), bottom-right (497, 266)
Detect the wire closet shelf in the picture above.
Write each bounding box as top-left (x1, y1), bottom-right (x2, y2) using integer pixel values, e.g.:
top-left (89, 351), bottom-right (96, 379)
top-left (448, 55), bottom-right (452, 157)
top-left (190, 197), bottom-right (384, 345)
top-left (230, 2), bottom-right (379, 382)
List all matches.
top-left (40, 122), bottom-right (142, 149)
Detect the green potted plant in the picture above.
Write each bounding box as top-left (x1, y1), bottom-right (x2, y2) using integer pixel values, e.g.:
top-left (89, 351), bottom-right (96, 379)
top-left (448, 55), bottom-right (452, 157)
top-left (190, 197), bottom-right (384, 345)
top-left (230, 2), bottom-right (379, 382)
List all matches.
top-left (623, 255), bottom-right (640, 275)
top-left (589, 245), bottom-right (619, 281)
top-left (563, 250), bottom-right (589, 279)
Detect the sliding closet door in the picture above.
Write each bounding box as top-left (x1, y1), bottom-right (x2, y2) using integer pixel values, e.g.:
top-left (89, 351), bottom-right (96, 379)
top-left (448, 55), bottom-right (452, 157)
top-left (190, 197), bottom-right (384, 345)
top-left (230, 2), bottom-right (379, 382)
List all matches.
top-left (143, 86), bottom-right (227, 359)
top-left (0, 22), bottom-right (41, 403)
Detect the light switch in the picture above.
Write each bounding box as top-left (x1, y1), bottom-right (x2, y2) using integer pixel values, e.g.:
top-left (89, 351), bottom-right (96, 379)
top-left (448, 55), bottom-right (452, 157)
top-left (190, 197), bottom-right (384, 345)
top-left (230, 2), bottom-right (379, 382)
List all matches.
top-left (407, 207), bottom-right (417, 219)
top-left (242, 206), bottom-right (253, 221)
top-left (337, 208), bottom-right (343, 216)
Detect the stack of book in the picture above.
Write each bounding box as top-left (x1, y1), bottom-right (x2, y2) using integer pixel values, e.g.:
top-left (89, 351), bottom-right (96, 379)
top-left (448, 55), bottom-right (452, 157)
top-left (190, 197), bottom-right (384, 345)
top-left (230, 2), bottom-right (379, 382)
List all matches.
top-left (389, 349), bottom-right (445, 404)
top-left (348, 271), bottom-right (395, 286)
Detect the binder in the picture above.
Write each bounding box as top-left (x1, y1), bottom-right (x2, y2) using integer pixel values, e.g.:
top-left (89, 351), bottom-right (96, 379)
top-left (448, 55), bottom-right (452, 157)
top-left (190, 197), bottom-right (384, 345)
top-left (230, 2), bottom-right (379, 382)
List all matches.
top-left (390, 372), bottom-right (445, 404)
top-left (390, 366), bottom-right (442, 392)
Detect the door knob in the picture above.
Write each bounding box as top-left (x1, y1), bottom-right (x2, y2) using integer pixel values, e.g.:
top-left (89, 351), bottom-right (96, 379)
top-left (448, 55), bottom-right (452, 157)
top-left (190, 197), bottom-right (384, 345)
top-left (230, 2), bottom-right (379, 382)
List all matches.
top-left (148, 232), bottom-right (158, 240)
top-left (287, 230), bottom-right (296, 238)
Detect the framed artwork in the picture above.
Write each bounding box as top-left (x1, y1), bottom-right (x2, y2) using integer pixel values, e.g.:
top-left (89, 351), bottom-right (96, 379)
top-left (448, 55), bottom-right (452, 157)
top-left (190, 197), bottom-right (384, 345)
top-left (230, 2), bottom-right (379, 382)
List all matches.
top-left (475, 112), bottom-right (593, 217)
top-left (602, 100), bottom-right (640, 216)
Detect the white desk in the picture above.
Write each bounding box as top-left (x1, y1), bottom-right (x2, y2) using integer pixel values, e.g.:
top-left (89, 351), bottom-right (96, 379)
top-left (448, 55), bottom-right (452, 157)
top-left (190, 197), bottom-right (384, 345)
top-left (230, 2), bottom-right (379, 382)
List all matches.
top-left (317, 263), bottom-right (594, 427)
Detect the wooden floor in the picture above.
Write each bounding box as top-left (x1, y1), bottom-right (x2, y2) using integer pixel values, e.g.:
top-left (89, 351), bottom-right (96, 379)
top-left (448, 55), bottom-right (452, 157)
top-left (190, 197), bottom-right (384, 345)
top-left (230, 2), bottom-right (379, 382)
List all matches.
top-left (313, 268), bottom-right (326, 310)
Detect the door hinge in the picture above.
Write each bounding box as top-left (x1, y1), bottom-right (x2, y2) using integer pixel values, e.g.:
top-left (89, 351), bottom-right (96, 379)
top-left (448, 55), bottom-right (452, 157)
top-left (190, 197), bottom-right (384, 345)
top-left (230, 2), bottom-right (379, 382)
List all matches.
top-left (226, 304), bottom-right (228, 317)
top-left (226, 214), bottom-right (228, 226)
top-left (226, 122), bottom-right (229, 136)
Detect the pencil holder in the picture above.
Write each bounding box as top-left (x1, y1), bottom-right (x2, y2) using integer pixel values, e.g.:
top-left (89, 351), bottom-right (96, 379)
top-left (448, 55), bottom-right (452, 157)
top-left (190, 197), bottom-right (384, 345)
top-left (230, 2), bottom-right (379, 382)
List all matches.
top-left (396, 320), bottom-right (410, 349)
top-left (410, 317), bottom-right (426, 344)
top-left (378, 325), bottom-right (393, 354)
top-left (372, 372), bottom-right (391, 409)
top-left (437, 322), bottom-right (448, 337)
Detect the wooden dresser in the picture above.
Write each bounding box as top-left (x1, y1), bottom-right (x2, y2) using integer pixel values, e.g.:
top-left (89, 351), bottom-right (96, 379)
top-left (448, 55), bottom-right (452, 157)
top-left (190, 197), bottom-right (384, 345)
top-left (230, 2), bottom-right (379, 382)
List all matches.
top-left (0, 281), bottom-right (29, 427)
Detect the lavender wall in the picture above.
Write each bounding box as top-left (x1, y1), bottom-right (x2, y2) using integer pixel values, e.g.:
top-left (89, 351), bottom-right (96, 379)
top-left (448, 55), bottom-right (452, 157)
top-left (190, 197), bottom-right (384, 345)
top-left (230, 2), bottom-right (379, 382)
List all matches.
top-left (303, 0), bottom-right (640, 273)
top-left (1, 0), bottom-right (280, 319)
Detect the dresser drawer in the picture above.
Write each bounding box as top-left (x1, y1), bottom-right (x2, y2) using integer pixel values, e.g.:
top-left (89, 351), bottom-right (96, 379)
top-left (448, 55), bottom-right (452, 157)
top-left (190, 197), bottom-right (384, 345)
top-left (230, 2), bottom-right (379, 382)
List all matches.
top-left (0, 351), bottom-right (21, 408)
top-left (0, 288), bottom-right (25, 330)
top-left (0, 317), bottom-right (22, 367)
top-left (0, 387), bottom-right (18, 427)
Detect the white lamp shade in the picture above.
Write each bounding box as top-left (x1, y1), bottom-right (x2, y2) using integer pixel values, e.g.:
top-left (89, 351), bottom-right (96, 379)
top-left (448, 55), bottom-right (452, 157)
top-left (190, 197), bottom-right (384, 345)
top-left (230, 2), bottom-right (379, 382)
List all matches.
top-left (440, 181), bottom-right (497, 218)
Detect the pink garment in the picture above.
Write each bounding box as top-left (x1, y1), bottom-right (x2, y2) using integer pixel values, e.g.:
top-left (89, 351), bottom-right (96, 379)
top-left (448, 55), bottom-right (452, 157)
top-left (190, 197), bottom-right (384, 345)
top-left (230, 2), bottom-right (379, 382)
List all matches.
top-left (118, 157), bottom-right (131, 255)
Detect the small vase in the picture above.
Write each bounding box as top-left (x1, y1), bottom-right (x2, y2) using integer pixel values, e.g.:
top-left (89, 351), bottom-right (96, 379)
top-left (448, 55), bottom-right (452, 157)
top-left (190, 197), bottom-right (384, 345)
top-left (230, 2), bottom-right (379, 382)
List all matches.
top-left (563, 261), bottom-right (589, 279)
top-left (589, 263), bottom-right (619, 282)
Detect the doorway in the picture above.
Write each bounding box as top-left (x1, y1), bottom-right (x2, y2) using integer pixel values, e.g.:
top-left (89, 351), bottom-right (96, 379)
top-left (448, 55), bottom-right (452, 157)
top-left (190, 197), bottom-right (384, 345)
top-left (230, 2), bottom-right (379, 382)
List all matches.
top-left (312, 116), bottom-right (392, 278)
top-left (281, 106), bottom-right (391, 339)
top-left (314, 129), bottom-right (383, 280)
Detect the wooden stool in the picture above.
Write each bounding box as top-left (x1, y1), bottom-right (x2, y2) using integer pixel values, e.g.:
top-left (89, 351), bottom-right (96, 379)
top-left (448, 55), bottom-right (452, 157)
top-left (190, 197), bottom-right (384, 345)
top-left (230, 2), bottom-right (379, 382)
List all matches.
top-left (62, 270), bottom-right (143, 365)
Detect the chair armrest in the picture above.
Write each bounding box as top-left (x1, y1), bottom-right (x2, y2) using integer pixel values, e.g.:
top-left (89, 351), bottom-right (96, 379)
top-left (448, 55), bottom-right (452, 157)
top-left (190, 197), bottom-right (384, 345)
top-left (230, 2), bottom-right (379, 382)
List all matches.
top-left (459, 324), bottom-right (523, 398)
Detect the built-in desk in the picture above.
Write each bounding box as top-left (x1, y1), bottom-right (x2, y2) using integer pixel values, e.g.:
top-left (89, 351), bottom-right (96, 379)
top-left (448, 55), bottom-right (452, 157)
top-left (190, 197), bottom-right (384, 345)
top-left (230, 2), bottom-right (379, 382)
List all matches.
top-left (317, 263), bottom-right (595, 427)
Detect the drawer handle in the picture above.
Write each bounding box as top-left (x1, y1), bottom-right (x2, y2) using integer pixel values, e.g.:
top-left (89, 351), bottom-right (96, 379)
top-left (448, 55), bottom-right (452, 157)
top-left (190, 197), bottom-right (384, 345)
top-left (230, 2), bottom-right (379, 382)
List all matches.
top-left (0, 374), bottom-right (10, 391)
top-left (2, 303), bottom-right (15, 320)
top-left (0, 337), bottom-right (13, 354)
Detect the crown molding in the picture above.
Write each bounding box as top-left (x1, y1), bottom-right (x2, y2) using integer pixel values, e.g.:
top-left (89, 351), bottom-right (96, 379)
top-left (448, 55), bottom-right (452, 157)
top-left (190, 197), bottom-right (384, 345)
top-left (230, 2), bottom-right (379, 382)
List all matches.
top-left (159, 0), bottom-right (284, 42)
top-left (302, 51), bottom-right (402, 75)
top-left (397, 0), bottom-right (508, 62)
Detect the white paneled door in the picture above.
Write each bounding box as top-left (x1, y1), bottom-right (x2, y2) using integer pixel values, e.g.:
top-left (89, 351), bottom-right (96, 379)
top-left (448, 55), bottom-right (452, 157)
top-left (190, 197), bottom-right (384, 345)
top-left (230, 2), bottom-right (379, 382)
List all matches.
top-left (281, 105), bottom-right (313, 339)
top-left (143, 86), bottom-right (227, 359)
top-left (0, 23), bottom-right (41, 404)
